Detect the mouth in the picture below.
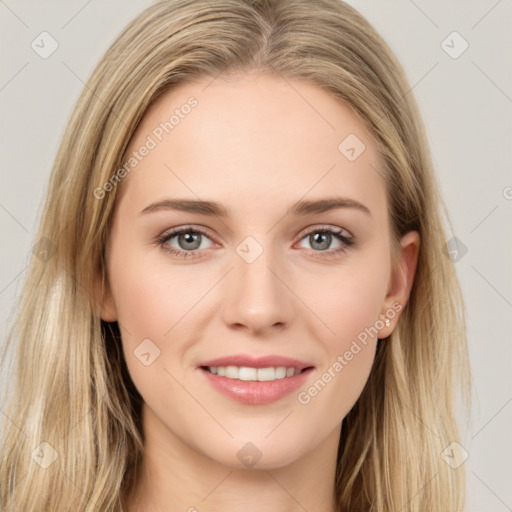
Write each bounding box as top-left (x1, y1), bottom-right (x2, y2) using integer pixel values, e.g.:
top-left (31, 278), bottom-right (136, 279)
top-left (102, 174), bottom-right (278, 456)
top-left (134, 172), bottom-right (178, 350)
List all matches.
top-left (200, 365), bottom-right (313, 381)
top-left (197, 354), bottom-right (315, 405)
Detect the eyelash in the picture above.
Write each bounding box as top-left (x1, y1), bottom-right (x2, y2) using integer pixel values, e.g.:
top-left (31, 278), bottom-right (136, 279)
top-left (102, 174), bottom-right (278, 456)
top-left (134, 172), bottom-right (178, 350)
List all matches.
top-left (156, 225), bottom-right (356, 261)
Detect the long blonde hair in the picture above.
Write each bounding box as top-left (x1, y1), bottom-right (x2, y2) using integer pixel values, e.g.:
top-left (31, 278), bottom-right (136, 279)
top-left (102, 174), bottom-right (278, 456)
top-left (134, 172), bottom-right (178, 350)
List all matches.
top-left (0, 0), bottom-right (471, 510)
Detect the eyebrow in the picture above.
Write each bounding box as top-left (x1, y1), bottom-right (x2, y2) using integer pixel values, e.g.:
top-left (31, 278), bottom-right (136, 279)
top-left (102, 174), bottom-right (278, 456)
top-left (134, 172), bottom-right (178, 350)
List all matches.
top-left (139, 196), bottom-right (372, 218)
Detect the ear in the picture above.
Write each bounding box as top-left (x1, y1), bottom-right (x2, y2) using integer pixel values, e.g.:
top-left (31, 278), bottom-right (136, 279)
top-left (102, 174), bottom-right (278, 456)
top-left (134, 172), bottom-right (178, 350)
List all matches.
top-left (92, 269), bottom-right (118, 322)
top-left (377, 230), bottom-right (420, 338)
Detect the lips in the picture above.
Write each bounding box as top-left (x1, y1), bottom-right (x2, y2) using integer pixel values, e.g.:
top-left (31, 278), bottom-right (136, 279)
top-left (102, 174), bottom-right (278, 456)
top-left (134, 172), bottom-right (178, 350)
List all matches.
top-left (197, 353), bottom-right (315, 405)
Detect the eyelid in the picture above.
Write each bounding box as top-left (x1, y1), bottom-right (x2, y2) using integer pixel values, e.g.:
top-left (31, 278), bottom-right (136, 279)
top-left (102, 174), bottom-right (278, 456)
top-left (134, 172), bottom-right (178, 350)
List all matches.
top-left (297, 223), bottom-right (354, 240)
top-left (157, 223), bottom-right (353, 244)
top-left (156, 225), bottom-right (217, 246)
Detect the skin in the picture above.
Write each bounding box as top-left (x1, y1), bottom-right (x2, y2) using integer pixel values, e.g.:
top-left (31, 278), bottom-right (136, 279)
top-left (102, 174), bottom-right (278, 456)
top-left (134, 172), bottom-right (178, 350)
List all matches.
top-left (96, 70), bottom-right (420, 512)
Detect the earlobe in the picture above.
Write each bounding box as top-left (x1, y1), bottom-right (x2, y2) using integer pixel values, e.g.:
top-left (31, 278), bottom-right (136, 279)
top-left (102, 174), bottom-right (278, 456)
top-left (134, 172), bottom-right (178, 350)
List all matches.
top-left (379, 230), bottom-right (421, 337)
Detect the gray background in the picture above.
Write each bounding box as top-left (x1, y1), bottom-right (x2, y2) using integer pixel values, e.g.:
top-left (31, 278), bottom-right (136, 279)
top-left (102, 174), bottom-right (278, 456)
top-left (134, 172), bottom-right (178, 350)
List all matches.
top-left (1, 1), bottom-right (511, 510)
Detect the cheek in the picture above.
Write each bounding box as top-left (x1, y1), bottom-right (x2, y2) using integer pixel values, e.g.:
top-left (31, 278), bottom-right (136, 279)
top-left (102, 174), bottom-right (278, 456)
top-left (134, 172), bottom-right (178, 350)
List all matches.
top-left (111, 272), bottom-right (169, 342)
top-left (109, 250), bottom-right (205, 342)
top-left (108, 252), bottom-right (217, 386)
top-left (110, 267), bottom-right (193, 410)
top-left (297, 269), bottom-right (382, 416)
top-left (298, 340), bottom-right (378, 429)
top-left (304, 261), bottom-right (388, 346)
top-left (294, 255), bottom-right (387, 410)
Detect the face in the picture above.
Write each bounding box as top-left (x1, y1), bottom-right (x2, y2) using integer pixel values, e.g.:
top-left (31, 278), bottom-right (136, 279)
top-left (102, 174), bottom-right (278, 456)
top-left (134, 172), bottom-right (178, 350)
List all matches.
top-left (98, 70), bottom-right (419, 470)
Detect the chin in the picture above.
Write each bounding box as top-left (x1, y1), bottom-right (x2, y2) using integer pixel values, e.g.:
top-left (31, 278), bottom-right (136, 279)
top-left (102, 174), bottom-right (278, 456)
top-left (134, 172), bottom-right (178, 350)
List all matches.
top-left (200, 432), bottom-right (309, 471)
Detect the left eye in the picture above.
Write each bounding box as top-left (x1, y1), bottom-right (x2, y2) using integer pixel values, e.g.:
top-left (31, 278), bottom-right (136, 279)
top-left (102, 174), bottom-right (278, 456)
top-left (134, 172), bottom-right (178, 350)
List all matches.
top-left (297, 227), bottom-right (353, 252)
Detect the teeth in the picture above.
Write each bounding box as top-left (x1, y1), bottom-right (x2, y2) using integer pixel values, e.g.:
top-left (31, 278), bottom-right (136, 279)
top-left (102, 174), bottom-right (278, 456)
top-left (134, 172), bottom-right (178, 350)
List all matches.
top-left (207, 366), bottom-right (302, 381)
top-left (239, 366), bottom-right (257, 380)
top-left (225, 365), bottom-right (239, 379)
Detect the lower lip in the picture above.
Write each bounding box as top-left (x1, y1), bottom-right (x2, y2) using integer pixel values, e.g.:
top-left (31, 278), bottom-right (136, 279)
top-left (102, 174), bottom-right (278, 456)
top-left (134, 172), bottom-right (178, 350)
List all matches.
top-left (199, 367), bottom-right (314, 405)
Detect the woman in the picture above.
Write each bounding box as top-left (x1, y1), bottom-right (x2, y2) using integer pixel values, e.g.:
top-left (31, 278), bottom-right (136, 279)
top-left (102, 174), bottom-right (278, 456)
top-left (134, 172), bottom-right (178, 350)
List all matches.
top-left (0, 0), bottom-right (471, 510)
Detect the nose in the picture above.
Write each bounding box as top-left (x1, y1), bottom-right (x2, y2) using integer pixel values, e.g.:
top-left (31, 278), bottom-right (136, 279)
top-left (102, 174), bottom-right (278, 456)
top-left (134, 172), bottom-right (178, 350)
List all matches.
top-left (220, 241), bottom-right (294, 336)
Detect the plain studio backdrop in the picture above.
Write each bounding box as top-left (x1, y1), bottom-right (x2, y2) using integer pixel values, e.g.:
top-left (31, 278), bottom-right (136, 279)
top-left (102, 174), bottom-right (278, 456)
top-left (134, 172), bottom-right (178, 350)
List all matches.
top-left (0, 1), bottom-right (511, 510)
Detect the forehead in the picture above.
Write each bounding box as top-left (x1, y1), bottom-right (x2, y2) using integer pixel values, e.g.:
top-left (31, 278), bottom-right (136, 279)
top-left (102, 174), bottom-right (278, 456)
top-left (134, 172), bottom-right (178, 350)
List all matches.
top-left (118, 71), bottom-right (386, 221)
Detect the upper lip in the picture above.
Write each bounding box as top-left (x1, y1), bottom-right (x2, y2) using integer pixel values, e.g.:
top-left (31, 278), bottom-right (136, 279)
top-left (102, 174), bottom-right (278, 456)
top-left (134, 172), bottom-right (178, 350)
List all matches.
top-left (198, 354), bottom-right (314, 371)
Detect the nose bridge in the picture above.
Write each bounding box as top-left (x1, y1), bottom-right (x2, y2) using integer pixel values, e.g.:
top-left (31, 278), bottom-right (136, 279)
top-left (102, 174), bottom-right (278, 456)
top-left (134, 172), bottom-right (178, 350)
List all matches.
top-left (222, 234), bottom-right (292, 333)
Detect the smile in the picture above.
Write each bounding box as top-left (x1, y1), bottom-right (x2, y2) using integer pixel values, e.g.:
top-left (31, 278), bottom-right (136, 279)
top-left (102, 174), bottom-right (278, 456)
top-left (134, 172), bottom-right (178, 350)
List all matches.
top-left (203, 365), bottom-right (304, 381)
